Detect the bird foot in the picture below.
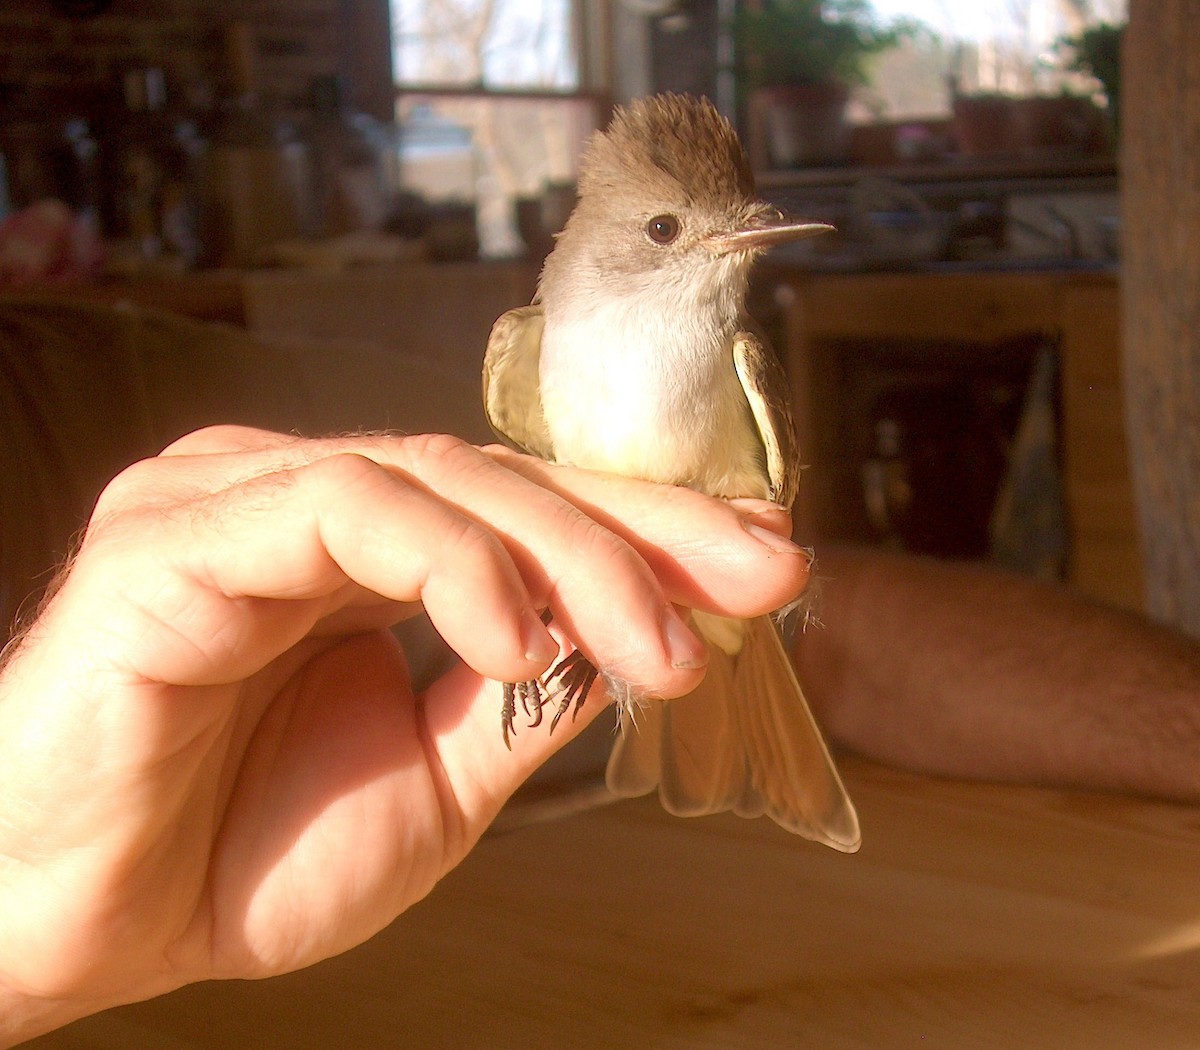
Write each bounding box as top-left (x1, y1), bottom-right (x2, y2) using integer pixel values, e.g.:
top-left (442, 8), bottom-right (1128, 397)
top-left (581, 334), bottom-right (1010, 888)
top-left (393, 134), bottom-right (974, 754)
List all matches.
top-left (500, 649), bottom-right (600, 748)
top-left (544, 649), bottom-right (599, 731)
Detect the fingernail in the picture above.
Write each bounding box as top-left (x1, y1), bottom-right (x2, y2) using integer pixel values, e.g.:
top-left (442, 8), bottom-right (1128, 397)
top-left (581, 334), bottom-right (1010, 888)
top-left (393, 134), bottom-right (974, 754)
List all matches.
top-left (741, 519), bottom-right (811, 558)
top-left (521, 607), bottom-right (559, 665)
top-left (726, 497), bottom-right (789, 515)
top-left (661, 607), bottom-right (708, 670)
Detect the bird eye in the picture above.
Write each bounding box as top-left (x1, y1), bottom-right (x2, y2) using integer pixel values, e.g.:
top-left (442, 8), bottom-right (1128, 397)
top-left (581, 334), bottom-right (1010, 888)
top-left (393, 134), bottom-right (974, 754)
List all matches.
top-left (646, 214), bottom-right (681, 245)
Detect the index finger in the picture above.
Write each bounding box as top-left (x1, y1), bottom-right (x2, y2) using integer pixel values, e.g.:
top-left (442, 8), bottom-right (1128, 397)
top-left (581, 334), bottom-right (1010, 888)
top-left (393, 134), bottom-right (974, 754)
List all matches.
top-left (481, 445), bottom-right (813, 619)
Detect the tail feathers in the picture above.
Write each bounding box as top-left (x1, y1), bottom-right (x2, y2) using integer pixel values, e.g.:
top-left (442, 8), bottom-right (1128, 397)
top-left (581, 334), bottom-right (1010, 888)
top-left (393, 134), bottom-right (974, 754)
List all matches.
top-left (734, 617), bottom-right (860, 850)
top-left (646, 641), bottom-right (744, 816)
top-left (604, 613), bottom-right (860, 853)
top-left (603, 695), bottom-right (663, 800)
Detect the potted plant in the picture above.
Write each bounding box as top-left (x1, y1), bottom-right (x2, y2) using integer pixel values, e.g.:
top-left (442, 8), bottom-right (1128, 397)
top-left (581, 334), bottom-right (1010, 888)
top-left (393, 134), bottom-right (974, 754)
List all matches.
top-left (951, 21), bottom-right (1122, 160)
top-left (734, 0), bottom-right (915, 168)
top-left (950, 91), bottom-right (1022, 158)
top-left (1058, 21), bottom-right (1123, 138)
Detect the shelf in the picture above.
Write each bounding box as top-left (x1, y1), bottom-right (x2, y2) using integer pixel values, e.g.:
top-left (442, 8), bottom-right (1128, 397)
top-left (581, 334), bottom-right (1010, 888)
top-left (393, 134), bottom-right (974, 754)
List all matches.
top-left (756, 153), bottom-right (1118, 193)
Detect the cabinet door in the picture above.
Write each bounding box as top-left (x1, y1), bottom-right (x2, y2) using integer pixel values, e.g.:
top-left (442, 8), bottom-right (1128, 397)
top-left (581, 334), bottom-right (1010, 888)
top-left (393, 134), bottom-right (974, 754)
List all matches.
top-left (780, 271), bottom-right (1142, 612)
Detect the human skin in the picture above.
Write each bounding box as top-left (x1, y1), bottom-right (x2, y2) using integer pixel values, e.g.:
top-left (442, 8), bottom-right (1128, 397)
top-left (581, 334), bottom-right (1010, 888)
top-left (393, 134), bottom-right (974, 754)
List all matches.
top-left (796, 545), bottom-right (1200, 803)
top-left (0, 425), bottom-right (811, 1046)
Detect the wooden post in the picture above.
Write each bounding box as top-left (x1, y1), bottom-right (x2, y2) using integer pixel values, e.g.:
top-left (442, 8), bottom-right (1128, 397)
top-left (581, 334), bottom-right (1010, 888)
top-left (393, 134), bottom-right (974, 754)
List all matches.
top-left (1122, 0), bottom-right (1200, 635)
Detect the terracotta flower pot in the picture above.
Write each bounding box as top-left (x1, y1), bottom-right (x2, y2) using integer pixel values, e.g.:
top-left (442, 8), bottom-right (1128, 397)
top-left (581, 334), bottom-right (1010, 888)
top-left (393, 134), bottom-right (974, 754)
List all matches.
top-left (1012, 95), bottom-right (1110, 156)
top-left (751, 82), bottom-right (850, 169)
top-left (951, 95), bottom-right (1021, 157)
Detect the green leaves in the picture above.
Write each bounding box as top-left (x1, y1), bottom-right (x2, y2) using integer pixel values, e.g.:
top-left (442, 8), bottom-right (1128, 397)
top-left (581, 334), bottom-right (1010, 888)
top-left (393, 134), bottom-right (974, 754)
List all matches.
top-left (734, 0), bottom-right (918, 90)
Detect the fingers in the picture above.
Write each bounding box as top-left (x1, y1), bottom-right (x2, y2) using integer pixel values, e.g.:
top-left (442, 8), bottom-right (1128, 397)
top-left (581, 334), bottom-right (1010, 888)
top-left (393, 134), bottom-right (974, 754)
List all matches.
top-left (482, 445), bottom-right (812, 618)
top-left (160, 424), bottom-right (301, 457)
top-left (376, 435), bottom-right (709, 697)
top-left (78, 446), bottom-right (558, 688)
top-left (75, 427), bottom-right (808, 702)
top-left (70, 431), bottom-right (685, 697)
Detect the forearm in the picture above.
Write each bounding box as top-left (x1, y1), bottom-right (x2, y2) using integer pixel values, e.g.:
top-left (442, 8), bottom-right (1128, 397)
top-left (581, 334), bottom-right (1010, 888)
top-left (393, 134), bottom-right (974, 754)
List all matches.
top-left (795, 546), bottom-right (1200, 802)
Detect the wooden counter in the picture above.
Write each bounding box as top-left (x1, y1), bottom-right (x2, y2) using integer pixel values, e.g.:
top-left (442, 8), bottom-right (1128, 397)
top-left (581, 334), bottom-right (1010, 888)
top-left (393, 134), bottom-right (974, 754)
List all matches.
top-left (0, 272), bottom-right (247, 326)
top-left (31, 759), bottom-right (1200, 1048)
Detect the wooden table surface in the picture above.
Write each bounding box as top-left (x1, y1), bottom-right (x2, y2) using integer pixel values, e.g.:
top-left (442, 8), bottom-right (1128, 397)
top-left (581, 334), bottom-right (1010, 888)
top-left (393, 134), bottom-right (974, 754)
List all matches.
top-left (31, 759), bottom-right (1200, 1049)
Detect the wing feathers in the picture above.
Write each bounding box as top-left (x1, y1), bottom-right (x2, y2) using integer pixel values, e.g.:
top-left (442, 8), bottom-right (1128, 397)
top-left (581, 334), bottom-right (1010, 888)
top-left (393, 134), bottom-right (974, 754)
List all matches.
top-left (732, 330), bottom-right (801, 508)
top-left (734, 617), bottom-right (860, 850)
top-left (482, 305), bottom-right (554, 459)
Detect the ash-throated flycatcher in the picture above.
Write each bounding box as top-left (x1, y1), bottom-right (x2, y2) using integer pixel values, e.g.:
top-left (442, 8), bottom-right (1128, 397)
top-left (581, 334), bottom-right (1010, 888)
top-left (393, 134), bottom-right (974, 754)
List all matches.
top-left (483, 93), bottom-right (859, 852)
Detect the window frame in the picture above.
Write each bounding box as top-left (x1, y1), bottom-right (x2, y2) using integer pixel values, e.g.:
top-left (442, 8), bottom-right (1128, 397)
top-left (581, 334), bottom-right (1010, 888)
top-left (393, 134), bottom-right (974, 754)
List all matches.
top-left (367, 0), bottom-right (613, 103)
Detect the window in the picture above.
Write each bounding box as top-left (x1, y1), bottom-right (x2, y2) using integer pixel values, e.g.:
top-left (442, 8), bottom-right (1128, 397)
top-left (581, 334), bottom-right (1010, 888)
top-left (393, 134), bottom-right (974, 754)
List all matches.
top-left (862, 0), bottom-right (1128, 120)
top-left (390, 0), bottom-right (604, 257)
top-left (393, 0), bottom-right (579, 88)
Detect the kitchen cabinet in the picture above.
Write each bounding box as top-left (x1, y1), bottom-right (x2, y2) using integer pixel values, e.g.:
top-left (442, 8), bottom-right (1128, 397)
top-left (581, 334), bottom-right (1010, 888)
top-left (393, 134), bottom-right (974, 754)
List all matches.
top-left (769, 269), bottom-right (1141, 612)
top-left (0, 271), bottom-right (247, 325)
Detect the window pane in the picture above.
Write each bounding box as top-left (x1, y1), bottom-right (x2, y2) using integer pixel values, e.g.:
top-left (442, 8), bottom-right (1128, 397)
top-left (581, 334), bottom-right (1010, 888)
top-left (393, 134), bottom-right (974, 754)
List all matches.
top-left (393, 0), bottom-right (578, 90)
top-left (853, 0), bottom-right (1129, 120)
top-left (395, 94), bottom-right (597, 257)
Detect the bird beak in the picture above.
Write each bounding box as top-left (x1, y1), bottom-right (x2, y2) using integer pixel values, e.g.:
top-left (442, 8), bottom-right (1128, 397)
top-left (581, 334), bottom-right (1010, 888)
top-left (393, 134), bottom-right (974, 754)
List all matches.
top-left (708, 212), bottom-right (835, 255)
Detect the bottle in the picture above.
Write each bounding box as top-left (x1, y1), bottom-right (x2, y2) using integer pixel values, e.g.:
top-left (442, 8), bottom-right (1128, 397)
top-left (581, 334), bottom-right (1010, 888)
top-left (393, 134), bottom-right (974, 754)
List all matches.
top-left (0, 84), bottom-right (100, 218)
top-left (306, 74), bottom-right (389, 238)
top-left (208, 23), bottom-right (311, 266)
top-left (103, 67), bottom-right (206, 268)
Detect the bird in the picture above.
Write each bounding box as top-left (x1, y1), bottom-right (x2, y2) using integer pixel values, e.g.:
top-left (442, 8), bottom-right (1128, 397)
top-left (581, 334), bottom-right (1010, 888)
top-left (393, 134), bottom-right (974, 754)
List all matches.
top-left (482, 93), bottom-right (859, 852)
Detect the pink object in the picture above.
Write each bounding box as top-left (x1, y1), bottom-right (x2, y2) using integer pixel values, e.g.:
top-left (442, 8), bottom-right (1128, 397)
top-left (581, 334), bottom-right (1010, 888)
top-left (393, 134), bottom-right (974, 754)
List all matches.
top-left (0, 199), bottom-right (105, 285)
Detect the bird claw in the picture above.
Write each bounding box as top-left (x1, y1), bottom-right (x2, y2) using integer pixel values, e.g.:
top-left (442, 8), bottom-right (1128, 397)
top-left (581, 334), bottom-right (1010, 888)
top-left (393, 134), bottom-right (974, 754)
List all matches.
top-left (501, 681), bottom-right (518, 749)
top-left (500, 678), bottom-right (552, 748)
top-left (500, 650), bottom-right (600, 747)
top-left (544, 650), bottom-right (599, 731)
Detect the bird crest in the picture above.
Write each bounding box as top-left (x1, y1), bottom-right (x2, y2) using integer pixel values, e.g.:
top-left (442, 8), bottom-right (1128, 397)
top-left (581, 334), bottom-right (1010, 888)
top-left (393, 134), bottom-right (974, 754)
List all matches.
top-left (579, 94), bottom-right (756, 211)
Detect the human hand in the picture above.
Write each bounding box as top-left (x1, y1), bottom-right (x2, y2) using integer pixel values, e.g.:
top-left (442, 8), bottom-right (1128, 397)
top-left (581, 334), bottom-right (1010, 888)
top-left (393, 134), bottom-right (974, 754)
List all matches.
top-left (0, 426), bottom-right (809, 1043)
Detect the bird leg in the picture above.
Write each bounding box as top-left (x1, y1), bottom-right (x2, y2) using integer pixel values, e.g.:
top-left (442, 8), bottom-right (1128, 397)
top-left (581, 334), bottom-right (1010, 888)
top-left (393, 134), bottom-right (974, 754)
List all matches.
top-left (501, 608), bottom-right (556, 747)
top-left (500, 618), bottom-right (600, 747)
top-left (543, 649), bottom-right (600, 732)
top-left (502, 678), bottom-right (547, 748)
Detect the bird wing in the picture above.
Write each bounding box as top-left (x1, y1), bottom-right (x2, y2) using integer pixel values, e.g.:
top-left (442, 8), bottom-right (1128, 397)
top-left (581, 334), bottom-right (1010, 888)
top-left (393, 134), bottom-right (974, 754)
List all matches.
top-left (732, 328), bottom-right (801, 509)
top-left (482, 304), bottom-right (555, 460)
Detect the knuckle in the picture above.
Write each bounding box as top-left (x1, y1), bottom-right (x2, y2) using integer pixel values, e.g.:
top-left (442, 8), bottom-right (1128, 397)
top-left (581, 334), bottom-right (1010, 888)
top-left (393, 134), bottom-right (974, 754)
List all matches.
top-left (541, 503), bottom-right (650, 603)
top-left (399, 432), bottom-right (501, 493)
top-left (401, 431), bottom-right (476, 466)
top-left (161, 423), bottom-right (276, 457)
top-left (90, 456), bottom-right (170, 521)
top-left (435, 511), bottom-right (507, 573)
top-left (301, 450), bottom-right (382, 488)
top-left (82, 463), bottom-right (181, 565)
top-left (570, 511), bottom-right (638, 569)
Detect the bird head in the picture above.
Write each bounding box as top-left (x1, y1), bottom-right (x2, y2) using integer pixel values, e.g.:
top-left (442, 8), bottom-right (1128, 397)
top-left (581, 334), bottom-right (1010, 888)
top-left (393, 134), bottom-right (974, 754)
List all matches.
top-left (538, 93), bottom-right (831, 313)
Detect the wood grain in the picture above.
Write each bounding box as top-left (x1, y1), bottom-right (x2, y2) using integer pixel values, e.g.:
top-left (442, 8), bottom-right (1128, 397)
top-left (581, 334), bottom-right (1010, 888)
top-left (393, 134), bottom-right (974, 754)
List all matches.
top-left (1060, 283), bottom-right (1144, 611)
top-left (1123, 0), bottom-right (1200, 635)
top-left (31, 759), bottom-right (1200, 1049)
